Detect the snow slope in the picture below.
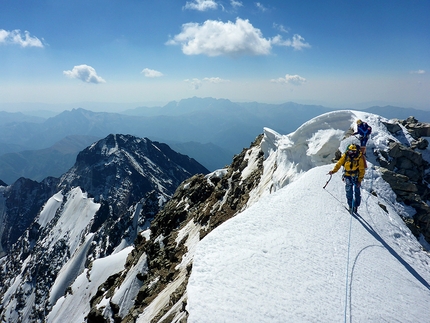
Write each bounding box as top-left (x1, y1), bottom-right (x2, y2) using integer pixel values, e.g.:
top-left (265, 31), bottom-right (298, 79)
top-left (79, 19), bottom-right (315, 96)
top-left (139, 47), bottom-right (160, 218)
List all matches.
top-left (187, 110), bottom-right (430, 322)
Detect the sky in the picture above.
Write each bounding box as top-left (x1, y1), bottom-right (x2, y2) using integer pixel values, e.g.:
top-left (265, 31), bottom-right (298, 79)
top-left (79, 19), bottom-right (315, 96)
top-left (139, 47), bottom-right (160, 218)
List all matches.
top-left (3, 109), bottom-right (430, 322)
top-left (1, 0), bottom-right (429, 111)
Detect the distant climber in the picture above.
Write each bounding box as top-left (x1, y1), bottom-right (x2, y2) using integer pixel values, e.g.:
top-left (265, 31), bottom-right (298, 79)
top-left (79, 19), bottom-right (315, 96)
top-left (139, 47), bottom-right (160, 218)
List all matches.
top-left (354, 119), bottom-right (372, 155)
top-left (328, 144), bottom-right (366, 213)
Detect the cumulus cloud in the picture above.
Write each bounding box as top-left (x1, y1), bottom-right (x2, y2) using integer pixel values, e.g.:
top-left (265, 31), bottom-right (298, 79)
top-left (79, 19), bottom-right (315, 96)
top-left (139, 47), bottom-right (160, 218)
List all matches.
top-left (255, 2), bottom-right (268, 12)
top-left (231, 0), bottom-right (243, 8)
top-left (141, 68), bottom-right (163, 78)
top-left (167, 18), bottom-right (272, 56)
top-left (0, 29), bottom-right (44, 48)
top-left (410, 69), bottom-right (425, 74)
top-left (184, 0), bottom-right (218, 11)
top-left (185, 77), bottom-right (230, 89)
top-left (63, 65), bottom-right (106, 84)
top-left (271, 74), bottom-right (306, 86)
top-left (273, 23), bottom-right (289, 33)
top-left (272, 34), bottom-right (311, 50)
top-left (167, 18), bottom-right (310, 56)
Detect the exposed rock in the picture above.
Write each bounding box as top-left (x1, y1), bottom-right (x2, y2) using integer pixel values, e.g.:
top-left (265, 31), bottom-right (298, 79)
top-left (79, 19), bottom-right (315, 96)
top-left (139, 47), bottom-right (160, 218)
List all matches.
top-left (376, 117), bottom-right (430, 244)
top-left (411, 137), bottom-right (429, 150)
top-left (93, 135), bottom-right (265, 322)
top-left (401, 116), bottom-right (430, 138)
top-left (382, 121), bottom-right (402, 134)
top-left (379, 168), bottom-right (418, 193)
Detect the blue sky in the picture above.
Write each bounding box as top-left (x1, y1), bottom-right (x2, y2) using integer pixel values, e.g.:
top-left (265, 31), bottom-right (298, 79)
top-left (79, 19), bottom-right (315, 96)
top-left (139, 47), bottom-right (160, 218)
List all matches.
top-left (0, 0), bottom-right (429, 111)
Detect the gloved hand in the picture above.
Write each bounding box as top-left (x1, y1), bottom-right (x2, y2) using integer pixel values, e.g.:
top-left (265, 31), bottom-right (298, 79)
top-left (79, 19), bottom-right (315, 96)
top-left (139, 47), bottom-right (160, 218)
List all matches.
top-left (357, 181), bottom-right (361, 188)
top-left (328, 171), bottom-right (333, 175)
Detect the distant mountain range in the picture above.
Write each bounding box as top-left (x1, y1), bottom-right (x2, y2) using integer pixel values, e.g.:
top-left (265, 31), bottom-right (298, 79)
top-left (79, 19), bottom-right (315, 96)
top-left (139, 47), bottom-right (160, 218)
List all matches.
top-left (0, 135), bottom-right (100, 185)
top-left (1, 97), bottom-right (429, 184)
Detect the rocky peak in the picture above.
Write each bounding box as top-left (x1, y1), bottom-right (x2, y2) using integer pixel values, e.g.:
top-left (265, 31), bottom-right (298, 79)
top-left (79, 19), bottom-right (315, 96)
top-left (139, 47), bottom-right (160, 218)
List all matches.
top-left (60, 134), bottom-right (208, 213)
top-left (0, 134), bottom-right (209, 322)
top-left (87, 134), bottom-right (265, 322)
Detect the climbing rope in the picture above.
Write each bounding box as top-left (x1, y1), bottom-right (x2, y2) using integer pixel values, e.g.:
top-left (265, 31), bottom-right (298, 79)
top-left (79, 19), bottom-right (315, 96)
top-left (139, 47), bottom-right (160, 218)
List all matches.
top-left (323, 174), bottom-right (356, 322)
top-left (343, 199), bottom-right (354, 323)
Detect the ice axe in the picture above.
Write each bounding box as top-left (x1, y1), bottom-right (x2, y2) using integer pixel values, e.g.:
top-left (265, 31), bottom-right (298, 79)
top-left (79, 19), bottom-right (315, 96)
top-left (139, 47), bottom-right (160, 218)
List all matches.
top-left (323, 173), bottom-right (332, 189)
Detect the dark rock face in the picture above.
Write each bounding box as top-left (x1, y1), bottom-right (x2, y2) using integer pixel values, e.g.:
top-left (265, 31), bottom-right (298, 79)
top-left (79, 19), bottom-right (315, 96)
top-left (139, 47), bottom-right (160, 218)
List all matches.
top-left (0, 176), bottom-right (59, 256)
top-left (378, 118), bottom-right (430, 243)
top-left (61, 134), bottom-right (208, 207)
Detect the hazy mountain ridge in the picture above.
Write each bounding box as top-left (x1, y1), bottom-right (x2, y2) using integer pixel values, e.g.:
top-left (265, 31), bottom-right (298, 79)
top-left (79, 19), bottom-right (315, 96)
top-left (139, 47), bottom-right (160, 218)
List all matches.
top-left (0, 98), bottom-right (333, 176)
top-left (0, 111), bottom-right (46, 125)
top-left (0, 135), bottom-right (100, 185)
top-left (2, 98), bottom-right (429, 184)
top-left (365, 105), bottom-right (430, 122)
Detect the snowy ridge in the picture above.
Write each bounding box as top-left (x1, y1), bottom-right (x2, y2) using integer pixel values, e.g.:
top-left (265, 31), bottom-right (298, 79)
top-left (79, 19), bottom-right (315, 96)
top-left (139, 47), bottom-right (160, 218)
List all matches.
top-left (1, 187), bottom-right (100, 322)
top-left (187, 110), bottom-right (430, 322)
top-left (47, 246), bottom-right (134, 323)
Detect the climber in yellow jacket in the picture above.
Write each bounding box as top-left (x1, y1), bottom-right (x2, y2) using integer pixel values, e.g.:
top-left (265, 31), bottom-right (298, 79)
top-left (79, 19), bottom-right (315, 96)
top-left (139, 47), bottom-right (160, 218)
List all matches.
top-left (329, 144), bottom-right (366, 213)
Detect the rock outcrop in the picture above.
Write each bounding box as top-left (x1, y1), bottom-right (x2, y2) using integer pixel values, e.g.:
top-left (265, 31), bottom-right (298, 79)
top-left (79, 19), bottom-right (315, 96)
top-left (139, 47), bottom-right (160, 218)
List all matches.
top-left (377, 117), bottom-right (430, 243)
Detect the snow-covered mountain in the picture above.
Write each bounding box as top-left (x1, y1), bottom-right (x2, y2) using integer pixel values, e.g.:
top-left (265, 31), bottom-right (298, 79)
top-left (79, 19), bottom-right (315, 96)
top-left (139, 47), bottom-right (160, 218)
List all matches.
top-left (1, 111), bottom-right (430, 322)
top-left (0, 134), bottom-right (208, 322)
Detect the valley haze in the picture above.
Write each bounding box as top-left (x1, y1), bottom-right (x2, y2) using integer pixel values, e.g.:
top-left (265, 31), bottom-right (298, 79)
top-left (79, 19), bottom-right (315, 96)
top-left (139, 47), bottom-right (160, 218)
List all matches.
top-left (1, 97), bottom-right (430, 186)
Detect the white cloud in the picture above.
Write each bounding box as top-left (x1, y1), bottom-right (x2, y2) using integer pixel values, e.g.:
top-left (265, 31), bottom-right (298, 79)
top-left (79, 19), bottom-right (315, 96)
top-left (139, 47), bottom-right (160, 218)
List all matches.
top-left (0, 29), bottom-right (44, 48)
top-left (410, 69), bottom-right (425, 74)
top-left (141, 68), bottom-right (163, 78)
top-left (255, 2), bottom-right (268, 12)
top-left (167, 18), bottom-right (310, 57)
top-left (185, 77), bottom-right (230, 89)
top-left (63, 65), bottom-right (106, 84)
top-left (167, 18), bottom-right (272, 56)
top-left (184, 0), bottom-right (218, 11)
top-left (273, 23), bottom-right (289, 33)
top-left (231, 0), bottom-right (243, 8)
top-left (291, 34), bottom-right (311, 50)
top-left (271, 74), bottom-right (307, 86)
top-left (272, 34), bottom-right (311, 50)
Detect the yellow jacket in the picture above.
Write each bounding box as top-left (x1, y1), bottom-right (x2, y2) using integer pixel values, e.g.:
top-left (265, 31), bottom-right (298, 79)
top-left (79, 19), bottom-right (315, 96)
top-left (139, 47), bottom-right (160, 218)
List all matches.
top-left (331, 151), bottom-right (366, 182)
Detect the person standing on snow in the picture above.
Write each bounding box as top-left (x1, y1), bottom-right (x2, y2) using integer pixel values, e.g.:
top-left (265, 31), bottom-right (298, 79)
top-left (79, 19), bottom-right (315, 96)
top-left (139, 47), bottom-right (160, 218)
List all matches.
top-left (328, 144), bottom-right (366, 213)
top-left (354, 119), bottom-right (372, 155)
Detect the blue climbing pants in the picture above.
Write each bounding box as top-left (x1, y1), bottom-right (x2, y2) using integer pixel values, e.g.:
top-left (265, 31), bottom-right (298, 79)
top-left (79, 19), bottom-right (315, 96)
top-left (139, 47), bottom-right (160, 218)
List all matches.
top-left (344, 176), bottom-right (361, 209)
top-left (360, 135), bottom-right (369, 147)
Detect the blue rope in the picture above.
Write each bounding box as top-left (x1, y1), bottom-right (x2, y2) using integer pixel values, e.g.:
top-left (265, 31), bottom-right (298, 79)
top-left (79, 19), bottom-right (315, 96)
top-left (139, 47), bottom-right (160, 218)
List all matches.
top-left (344, 197), bottom-right (354, 323)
